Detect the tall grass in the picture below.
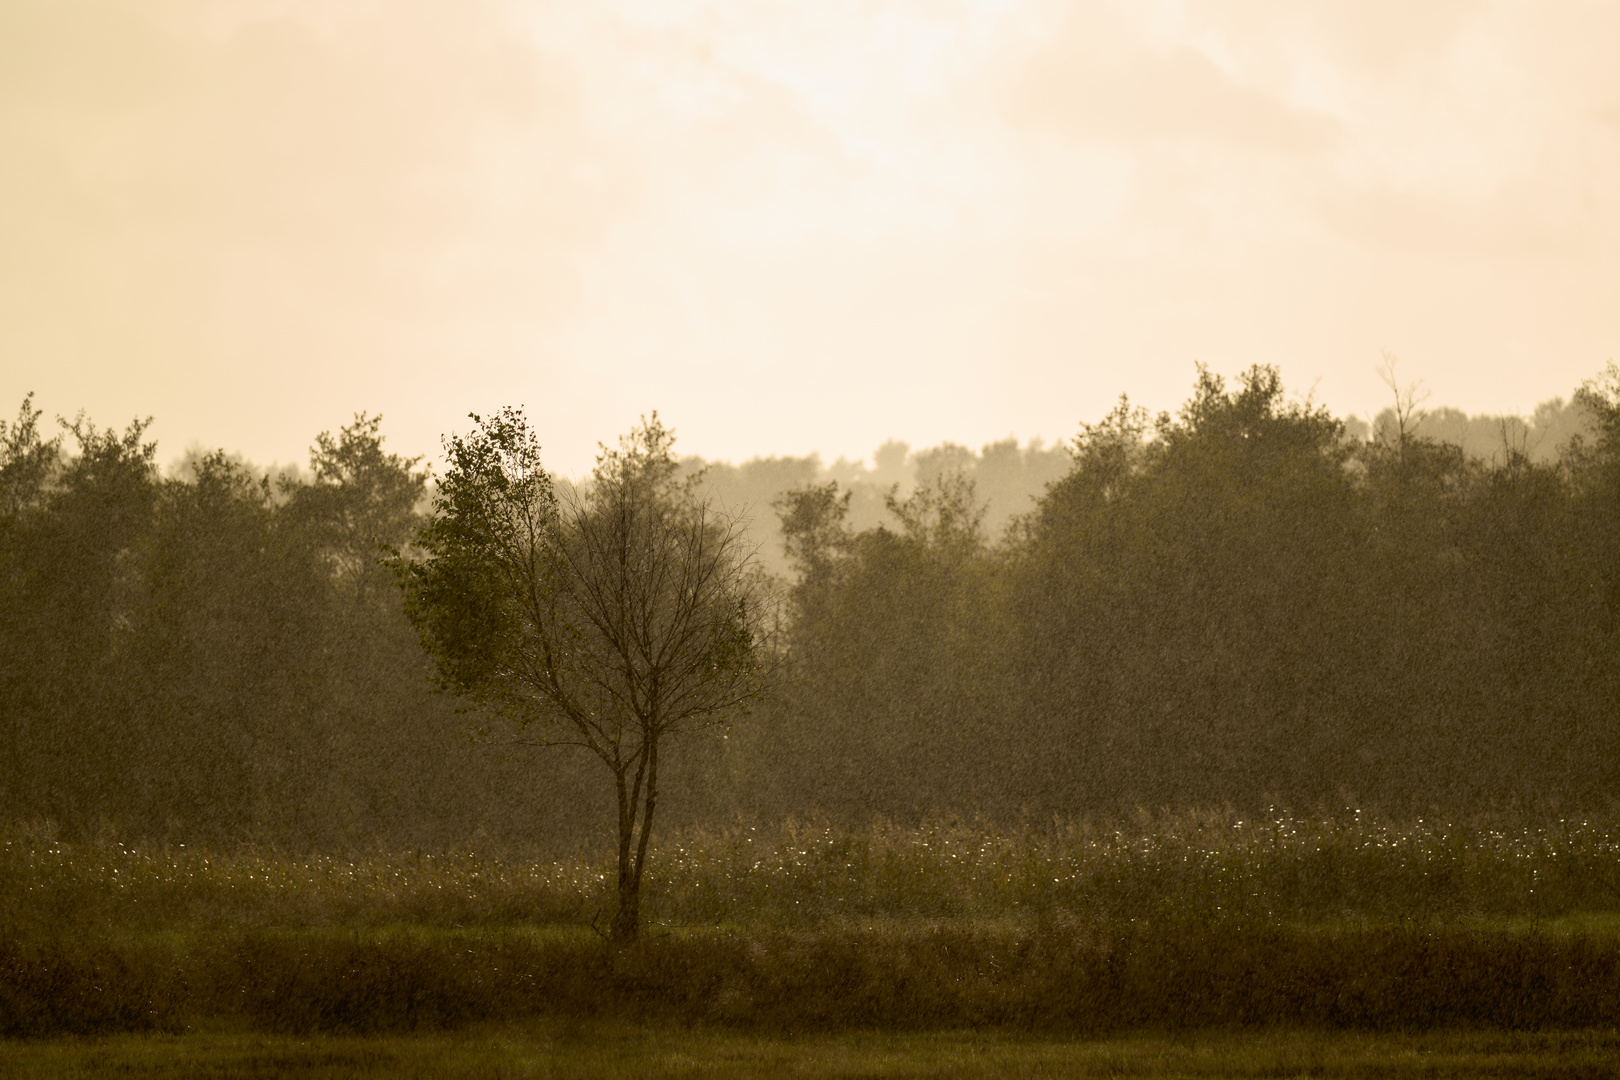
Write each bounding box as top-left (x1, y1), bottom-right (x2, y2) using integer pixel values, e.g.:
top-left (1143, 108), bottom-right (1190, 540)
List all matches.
top-left (657, 809), bottom-right (1620, 925)
top-left (5, 809), bottom-right (1618, 935)
top-left (0, 823), bottom-right (608, 936)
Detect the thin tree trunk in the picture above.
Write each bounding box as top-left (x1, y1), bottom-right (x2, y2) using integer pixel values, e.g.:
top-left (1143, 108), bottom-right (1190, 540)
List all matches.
top-left (613, 765), bottom-right (637, 942)
top-left (612, 733), bottom-right (660, 943)
top-left (631, 733), bottom-right (659, 900)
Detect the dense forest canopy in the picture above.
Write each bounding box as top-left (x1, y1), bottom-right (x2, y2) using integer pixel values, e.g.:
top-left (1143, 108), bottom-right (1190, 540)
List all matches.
top-left (2, 364), bottom-right (1618, 850)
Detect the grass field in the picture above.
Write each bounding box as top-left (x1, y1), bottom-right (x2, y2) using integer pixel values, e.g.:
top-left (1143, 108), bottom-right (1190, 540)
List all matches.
top-left (6, 1023), bottom-right (1620, 1078)
top-left (3, 811), bottom-right (1619, 1064)
top-left (7, 809), bottom-right (1618, 935)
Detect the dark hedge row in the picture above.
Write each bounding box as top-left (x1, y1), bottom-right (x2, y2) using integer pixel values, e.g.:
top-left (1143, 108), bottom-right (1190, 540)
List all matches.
top-left (5, 923), bottom-right (1620, 1038)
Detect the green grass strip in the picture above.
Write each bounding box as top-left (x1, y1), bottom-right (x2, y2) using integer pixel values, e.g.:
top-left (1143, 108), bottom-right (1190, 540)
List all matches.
top-left (5, 1023), bottom-right (1620, 1078)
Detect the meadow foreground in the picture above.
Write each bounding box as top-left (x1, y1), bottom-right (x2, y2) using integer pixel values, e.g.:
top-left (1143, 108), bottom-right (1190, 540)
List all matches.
top-left (3, 814), bottom-right (1619, 1076)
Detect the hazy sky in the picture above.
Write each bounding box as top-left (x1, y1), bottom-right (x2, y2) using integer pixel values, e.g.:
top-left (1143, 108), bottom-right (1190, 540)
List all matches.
top-left (3, 1), bottom-right (1617, 476)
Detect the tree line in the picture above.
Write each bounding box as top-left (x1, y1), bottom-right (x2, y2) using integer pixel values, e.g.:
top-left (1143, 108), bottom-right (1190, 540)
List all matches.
top-left (746, 364), bottom-right (1620, 819)
top-left (0, 403), bottom-right (595, 848)
top-left (2, 363), bottom-right (1618, 852)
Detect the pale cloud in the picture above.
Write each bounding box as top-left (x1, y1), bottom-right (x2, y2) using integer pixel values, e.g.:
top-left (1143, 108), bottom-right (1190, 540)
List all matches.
top-left (1, 0), bottom-right (615, 465)
top-left (1012, 43), bottom-right (1344, 153)
top-left (1, 1), bottom-right (1616, 474)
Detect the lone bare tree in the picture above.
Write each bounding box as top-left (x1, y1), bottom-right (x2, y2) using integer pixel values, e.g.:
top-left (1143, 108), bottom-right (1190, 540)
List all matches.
top-left (395, 409), bottom-right (772, 941)
top-left (1375, 349), bottom-right (1430, 465)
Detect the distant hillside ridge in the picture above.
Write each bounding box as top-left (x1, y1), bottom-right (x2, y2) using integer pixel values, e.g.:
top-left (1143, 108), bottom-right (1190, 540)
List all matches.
top-left (680, 437), bottom-right (1071, 579)
top-left (1347, 395), bottom-right (1592, 467)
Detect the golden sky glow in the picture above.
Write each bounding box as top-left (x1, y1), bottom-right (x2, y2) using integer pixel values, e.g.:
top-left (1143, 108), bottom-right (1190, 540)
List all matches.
top-left (3, 1), bottom-right (1617, 475)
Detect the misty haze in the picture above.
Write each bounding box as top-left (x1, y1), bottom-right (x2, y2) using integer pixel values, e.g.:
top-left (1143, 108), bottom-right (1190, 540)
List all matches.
top-left (4, 2), bottom-right (1620, 1075)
